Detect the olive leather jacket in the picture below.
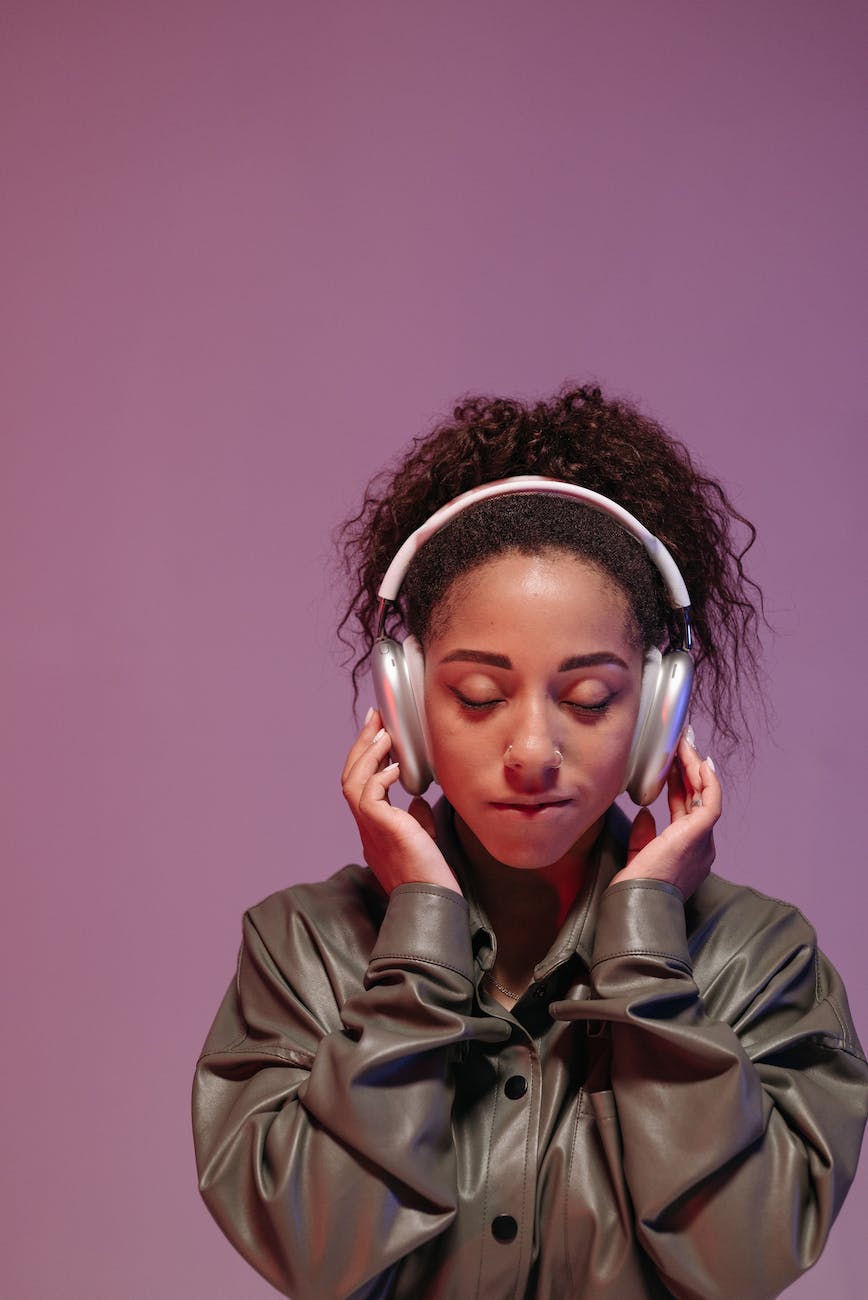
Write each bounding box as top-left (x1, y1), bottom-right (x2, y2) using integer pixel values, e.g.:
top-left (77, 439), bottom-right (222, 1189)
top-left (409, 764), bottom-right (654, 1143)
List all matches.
top-left (192, 803), bottom-right (868, 1299)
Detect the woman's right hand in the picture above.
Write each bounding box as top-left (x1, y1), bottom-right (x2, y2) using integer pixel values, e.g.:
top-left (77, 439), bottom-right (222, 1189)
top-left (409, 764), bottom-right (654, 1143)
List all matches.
top-left (341, 708), bottom-right (463, 897)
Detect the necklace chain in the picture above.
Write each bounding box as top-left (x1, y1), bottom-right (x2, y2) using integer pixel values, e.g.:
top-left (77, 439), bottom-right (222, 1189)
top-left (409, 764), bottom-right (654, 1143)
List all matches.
top-left (486, 971), bottom-right (522, 1000)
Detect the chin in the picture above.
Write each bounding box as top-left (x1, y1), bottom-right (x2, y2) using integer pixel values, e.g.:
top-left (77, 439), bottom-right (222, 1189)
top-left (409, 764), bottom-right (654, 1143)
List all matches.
top-left (463, 811), bottom-right (597, 872)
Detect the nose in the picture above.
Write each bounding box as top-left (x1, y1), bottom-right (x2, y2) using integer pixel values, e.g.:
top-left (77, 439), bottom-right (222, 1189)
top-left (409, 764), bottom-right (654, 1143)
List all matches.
top-left (503, 701), bottom-right (564, 779)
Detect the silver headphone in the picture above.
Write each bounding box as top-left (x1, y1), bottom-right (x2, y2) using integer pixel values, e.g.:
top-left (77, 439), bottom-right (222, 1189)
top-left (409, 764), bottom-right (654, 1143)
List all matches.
top-left (372, 476), bottom-right (694, 806)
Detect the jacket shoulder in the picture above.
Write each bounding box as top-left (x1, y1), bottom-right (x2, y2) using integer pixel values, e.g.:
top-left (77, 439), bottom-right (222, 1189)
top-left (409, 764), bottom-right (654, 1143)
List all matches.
top-left (688, 872), bottom-right (817, 951)
top-left (248, 861), bottom-right (386, 929)
top-left (692, 874), bottom-right (866, 1059)
top-left (686, 873), bottom-right (852, 1030)
top-left (242, 863), bottom-right (389, 993)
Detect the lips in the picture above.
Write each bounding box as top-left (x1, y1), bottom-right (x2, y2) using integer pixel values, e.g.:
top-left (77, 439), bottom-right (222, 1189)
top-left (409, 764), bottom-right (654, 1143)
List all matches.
top-left (489, 798), bottom-right (573, 815)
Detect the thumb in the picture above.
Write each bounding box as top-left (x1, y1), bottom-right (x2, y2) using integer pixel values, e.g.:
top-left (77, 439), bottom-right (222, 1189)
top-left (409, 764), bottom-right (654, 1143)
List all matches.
top-left (407, 796), bottom-right (437, 840)
top-left (627, 807), bottom-right (657, 864)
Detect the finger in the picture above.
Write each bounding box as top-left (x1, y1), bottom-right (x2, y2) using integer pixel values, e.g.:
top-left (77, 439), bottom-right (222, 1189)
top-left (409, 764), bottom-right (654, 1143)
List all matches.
top-left (362, 705), bottom-right (382, 736)
top-left (696, 756), bottom-right (723, 819)
top-left (358, 760), bottom-right (402, 814)
top-left (341, 726), bottom-right (392, 801)
top-left (667, 756), bottom-right (690, 821)
top-left (407, 796), bottom-right (436, 840)
top-left (673, 754), bottom-right (722, 832)
top-left (627, 807), bottom-right (657, 864)
top-left (678, 730), bottom-right (703, 798)
top-left (340, 707), bottom-right (384, 784)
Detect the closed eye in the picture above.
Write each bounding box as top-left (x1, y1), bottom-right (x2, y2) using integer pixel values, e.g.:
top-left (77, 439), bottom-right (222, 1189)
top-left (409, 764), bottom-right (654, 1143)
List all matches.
top-left (453, 691), bottom-right (615, 715)
top-left (453, 691), bottom-right (502, 712)
top-left (563, 696), bottom-right (614, 715)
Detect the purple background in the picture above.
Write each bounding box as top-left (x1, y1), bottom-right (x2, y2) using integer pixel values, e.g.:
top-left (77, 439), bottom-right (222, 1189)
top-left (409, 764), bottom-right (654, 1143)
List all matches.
top-left (3, 3), bottom-right (865, 1296)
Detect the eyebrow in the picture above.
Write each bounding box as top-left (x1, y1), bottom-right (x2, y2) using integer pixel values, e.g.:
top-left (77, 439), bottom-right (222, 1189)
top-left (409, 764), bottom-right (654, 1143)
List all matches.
top-left (438, 649), bottom-right (631, 672)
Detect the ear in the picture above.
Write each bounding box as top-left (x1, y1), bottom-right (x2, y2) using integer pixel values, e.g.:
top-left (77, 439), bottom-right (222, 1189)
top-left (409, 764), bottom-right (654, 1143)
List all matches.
top-left (403, 635), bottom-right (436, 781)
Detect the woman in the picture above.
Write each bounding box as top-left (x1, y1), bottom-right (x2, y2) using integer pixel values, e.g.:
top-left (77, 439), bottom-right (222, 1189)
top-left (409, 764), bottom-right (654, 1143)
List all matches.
top-left (193, 386), bottom-right (867, 1299)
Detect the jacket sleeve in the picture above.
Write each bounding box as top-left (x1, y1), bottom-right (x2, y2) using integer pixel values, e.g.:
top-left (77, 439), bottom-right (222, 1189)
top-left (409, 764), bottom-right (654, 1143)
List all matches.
top-left (549, 877), bottom-right (868, 1300)
top-left (192, 881), bottom-right (508, 1300)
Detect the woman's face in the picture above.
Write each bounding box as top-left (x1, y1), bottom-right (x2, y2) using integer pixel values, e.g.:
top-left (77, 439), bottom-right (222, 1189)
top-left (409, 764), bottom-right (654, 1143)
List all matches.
top-left (423, 550), bottom-right (644, 871)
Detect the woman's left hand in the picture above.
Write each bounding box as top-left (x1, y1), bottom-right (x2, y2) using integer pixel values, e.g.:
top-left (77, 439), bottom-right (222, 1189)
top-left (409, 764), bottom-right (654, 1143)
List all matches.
top-left (608, 732), bottom-right (721, 901)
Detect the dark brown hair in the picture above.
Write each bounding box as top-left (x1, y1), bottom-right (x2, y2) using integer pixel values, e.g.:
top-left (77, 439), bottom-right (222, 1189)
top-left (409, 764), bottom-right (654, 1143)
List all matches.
top-left (336, 384), bottom-right (767, 754)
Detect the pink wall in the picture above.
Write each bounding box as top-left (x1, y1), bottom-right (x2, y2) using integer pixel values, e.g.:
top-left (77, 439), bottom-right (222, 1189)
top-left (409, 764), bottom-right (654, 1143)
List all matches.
top-left (2, 2), bottom-right (865, 1295)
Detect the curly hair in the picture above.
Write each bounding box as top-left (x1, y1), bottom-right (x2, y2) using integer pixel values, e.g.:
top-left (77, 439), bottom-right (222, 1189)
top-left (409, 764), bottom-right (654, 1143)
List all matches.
top-left (335, 384), bottom-right (767, 755)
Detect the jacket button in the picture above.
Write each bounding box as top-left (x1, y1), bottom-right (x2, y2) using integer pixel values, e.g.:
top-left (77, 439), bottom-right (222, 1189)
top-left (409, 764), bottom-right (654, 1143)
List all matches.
top-left (504, 1075), bottom-right (528, 1099)
top-left (491, 1214), bottom-right (518, 1242)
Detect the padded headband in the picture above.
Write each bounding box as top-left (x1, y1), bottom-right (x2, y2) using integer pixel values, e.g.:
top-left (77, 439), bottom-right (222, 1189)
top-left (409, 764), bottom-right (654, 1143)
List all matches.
top-left (376, 475), bottom-right (692, 647)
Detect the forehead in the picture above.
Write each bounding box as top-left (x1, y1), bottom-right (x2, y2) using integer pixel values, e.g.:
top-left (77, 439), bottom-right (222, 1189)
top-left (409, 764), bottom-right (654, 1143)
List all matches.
top-left (428, 550), bottom-right (637, 652)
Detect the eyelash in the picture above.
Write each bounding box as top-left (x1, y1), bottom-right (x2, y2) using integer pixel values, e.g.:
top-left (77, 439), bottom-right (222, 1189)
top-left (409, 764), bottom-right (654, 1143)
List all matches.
top-left (454, 692), bottom-right (614, 716)
top-left (565, 698), bottom-right (614, 715)
top-left (454, 694), bottom-right (499, 712)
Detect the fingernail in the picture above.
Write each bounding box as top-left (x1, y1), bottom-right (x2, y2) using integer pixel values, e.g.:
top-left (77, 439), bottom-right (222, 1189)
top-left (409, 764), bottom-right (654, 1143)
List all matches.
top-left (686, 724), bottom-right (697, 749)
top-left (372, 727), bottom-right (387, 744)
top-left (364, 706), bottom-right (375, 725)
top-left (705, 755), bottom-right (716, 773)
top-left (383, 761), bottom-right (400, 773)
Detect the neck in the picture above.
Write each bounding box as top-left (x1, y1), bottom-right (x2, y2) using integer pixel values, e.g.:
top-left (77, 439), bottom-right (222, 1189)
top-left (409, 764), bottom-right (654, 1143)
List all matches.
top-left (453, 812), bottom-right (605, 986)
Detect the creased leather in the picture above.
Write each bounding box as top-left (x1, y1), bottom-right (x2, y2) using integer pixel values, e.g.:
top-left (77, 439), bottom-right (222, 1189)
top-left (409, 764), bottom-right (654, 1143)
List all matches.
top-left (192, 802), bottom-right (868, 1300)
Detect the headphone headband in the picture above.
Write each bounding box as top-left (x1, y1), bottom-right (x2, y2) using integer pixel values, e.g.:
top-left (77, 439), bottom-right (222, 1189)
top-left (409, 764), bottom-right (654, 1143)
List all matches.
top-left (377, 476), bottom-right (692, 646)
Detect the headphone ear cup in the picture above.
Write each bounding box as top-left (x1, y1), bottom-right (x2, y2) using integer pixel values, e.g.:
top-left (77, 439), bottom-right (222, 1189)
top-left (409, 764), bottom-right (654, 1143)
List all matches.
top-left (623, 648), bottom-right (662, 796)
top-left (625, 649), bottom-right (694, 806)
top-left (371, 636), bottom-right (434, 796)
top-left (402, 636), bottom-right (435, 781)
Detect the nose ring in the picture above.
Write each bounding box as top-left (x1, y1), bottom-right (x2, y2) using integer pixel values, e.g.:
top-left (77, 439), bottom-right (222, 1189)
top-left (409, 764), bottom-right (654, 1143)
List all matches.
top-left (505, 744), bottom-right (564, 768)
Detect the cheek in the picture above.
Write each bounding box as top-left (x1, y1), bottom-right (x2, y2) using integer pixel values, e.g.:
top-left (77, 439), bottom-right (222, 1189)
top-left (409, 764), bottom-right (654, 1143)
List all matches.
top-left (595, 727), bottom-right (638, 796)
top-left (425, 711), bottom-right (501, 801)
top-left (423, 696), bottom-right (452, 773)
top-left (428, 717), bottom-right (487, 782)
